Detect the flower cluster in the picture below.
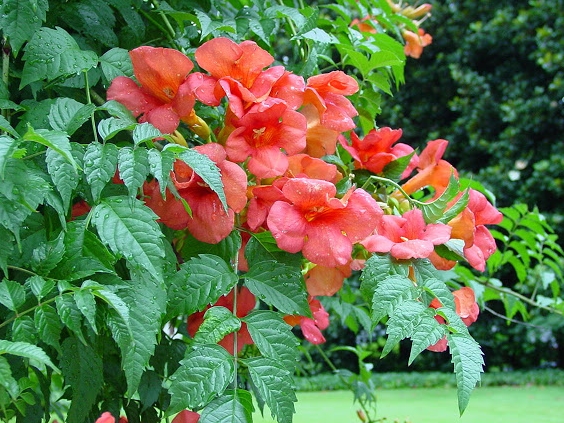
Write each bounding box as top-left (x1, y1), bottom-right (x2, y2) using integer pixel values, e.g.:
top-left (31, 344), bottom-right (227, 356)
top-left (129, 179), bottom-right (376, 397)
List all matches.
top-left (107, 35), bottom-right (501, 375)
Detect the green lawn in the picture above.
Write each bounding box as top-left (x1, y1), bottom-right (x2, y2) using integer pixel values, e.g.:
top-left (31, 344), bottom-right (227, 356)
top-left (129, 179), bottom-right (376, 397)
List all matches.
top-left (254, 386), bottom-right (564, 423)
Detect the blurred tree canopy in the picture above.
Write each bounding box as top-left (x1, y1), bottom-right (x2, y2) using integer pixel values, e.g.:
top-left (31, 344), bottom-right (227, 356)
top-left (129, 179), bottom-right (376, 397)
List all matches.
top-left (378, 0), bottom-right (564, 238)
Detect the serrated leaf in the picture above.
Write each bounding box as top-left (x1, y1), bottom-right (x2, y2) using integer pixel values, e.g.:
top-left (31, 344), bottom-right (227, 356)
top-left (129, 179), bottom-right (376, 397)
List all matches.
top-left (168, 344), bottom-right (234, 413)
top-left (46, 148), bottom-right (79, 211)
top-left (132, 122), bottom-right (162, 146)
top-left (60, 337), bottom-right (103, 423)
top-left (448, 333), bottom-right (484, 415)
top-left (167, 254), bottom-right (238, 318)
top-left (245, 231), bottom-right (303, 269)
top-left (180, 230), bottom-right (242, 264)
top-left (34, 303), bottom-right (63, 351)
top-left (0, 279), bottom-right (26, 311)
top-left (0, 136), bottom-right (20, 178)
top-left (84, 142), bottom-right (118, 201)
top-left (97, 116), bottom-right (137, 141)
top-left (27, 275), bottom-right (55, 302)
top-left (55, 295), bottom-right (86, 344)
top-left (370, 274), bottom-right (418, 324)
top-left (244, 310), bottom-right (299, 371)
top-left (148, 148), bottom-right (175, 197)
top-left (0, 340), bottom-right (58, 372)
top-left (408, 311), bottom-right (447, 365)
top-left (0, 117), bottom-right (18, 138)
top-left (99, 100), bottom-right (137, 123)
top-left (23, 126), bottom-right (78, 170)
top-left (118, 146), bottom-right (150, 199)
top-left (48, 97), bottom-right (96, 135)
top-left (420, 277), bottom-right (455, 310)
top-left (294, 28), bottom-right (338, 44)
top-left (74, 285), bottom-right (98, 334)
top-left (11, 315), bottom-right (38, 344)
top-left (244, 356), bottom-right (296, 423)
top-left (194, 306), bottom-right (241, 344)
top-left (199, 389), bottom-right (254, 423)
top-left (100, 47), bottom-right (133, 84)
top-left (165, 144), bottom-right (227, 211)
top-left (0, 0), bottom-right (48, 55)
top-left (440, 189), bottom-right (470, 224)
top-left (138, 370), bottom-right (162, 413)
top-left (31, 231), bottom-right (66, 275)
top-left (20, 26), bottom-right (98, 89)
top-left (92, 196), bottom-right (164, 279)
top-left (244, 261), bottom-right (310, 316)
top-left (116, 271), bottom-right (166, 394)
top-left (382, 300), bottom-right (427, 357)
top-left (419, 174), bottom-right (460, 223)
top-left (360, 253), bottom-right (408, 301)
top-left (0, 355), bottom-right (19, 399)
top-left (382, 151), bottom-right (416, 181)
top-left (265, 5), bottom-right (306, 28)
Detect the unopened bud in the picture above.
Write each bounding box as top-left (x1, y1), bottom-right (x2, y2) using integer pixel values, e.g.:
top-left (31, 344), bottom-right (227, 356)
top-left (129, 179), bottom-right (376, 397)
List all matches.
top-left (356, 409), bottom-right (367, 422)
top-left (402, 3), bottom-right (432, 19)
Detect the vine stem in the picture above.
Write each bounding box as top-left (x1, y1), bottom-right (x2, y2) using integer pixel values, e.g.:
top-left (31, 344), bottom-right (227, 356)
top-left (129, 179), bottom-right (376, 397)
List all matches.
top-left (2, 37), bottom-right (10, 122)
top-left (84, 71), bottom-right (99, 144)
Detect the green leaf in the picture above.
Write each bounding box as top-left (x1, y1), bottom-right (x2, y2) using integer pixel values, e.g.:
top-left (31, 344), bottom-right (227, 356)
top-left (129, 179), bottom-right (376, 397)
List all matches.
top-left (167, 254), bottom-right (238, 318)
top-left (27, 275), bottom-right (55, 302)
top-left (360, 253), bottom-right (408, 301)
top-left (11, 315), bottom-right (38, 344)
top-left (23, 126), bottom-right (78, 171)
top-left (117, 271), bottom-right (167, 394)
top-left (74, 284), bottom-right (98, 334)
top-left (0, 136), bottom-right (20, 178)
top-left (382, 151), bottom-right (416, 181)
top-left (83, 141), bottom-right (118, 202)
top-left (408, 311), bottom-right (447, 365)
top-left (132, 122), bottom-right (162, 146)
top-left (60, 337), bottom-right (103, 423)
top-left (55, 295), bottom-right (86, 344)
top-left (0, 279), bottom-right (25, 311)
top-left (45, 148), bottom-right (80, 211)
top-left (99, 100), bottom-right (137, 123)
top-left (0, 227), bottom-right (14, 275)
top-left (245, 231), bottom-right (302, 268)
top-left (20, 26), bottom-right (98, 89)
top-left (199, 389), bottom-right (254, 423)
top-left (193, 306), bottom-right (241, 344)
top-left (48, 98), bottom-right (96, 136)
top-left (34, 303), bottom-right (63, 351)
top-left (165, 144), bottom-right (227, 211)
top-left (244, 356), bottom-right (296, 423)
top-left (0, 117), bottom-right (19, 138)
top-left (244, 310), bottom-right (299, 371)
top-left (30, 230), bottom-right (66, 275)
top-left (265, 5), bottom-right (307, 28)
top-left (118, 146), bottom-right (150, 199)
top-left (179, 230), bottom-right (242, 265)
top-left (62, 0), bottom-right (117, 47)
top-left (168, 344), bottom-right (234, 413)
top-left (244, 261), bottom-right (310, 316)
top-left (0, 339), bottom-right (58, 372)
top-left (370, 274), bottom-right (418, 324)
top-left (419, 174), bottom-right (461, 223)
top-left (0, 355), bottom-right (19, 399)
top-left (148, 148), bottom-right (175, 197)
top-left (97, 116), bottom-right (136, 141)
top-left (0, 0), bottom-right (49, 55)
top-left (294, 28), bottom-right (339, 44)
top-left (99, 47), bottom-right (133, 84)
top-left (92, 196), bottom-right (165, 280)
top-left (382, 300), bottom-right (427, 357)
top-left (448, 333), bottom-right (484, 415)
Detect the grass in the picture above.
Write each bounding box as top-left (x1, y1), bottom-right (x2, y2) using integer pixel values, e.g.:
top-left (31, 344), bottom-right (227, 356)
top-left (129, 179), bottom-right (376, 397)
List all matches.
top-left (253, 386), bottom-right (564, 423)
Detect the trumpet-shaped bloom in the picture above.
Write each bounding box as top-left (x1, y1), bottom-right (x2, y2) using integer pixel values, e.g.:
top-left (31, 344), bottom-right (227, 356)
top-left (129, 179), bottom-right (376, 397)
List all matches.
top-left (431, 189), bottom-right (503, 271)
top-left (427, 287), bottom-right (479, 352)
top-left (339, 127), bottom-right (417, 177)
top-left (143, 144), bottom-right (247, 244)
top-left (403, 28), bottom-right (433, 59)
top-left (286, 153), bottom-right (342, 183)
top-left (187, 287), bottom-right (256, 355)
top-left (304, 263), bottom-right (352, 297)
top-left (225, 99), bottom-right (307, 179)
top-left (399, 139), bottom-right (457, 199)
top-left (107, 46), bottom-right (196, 134)
top-left (246, 178), bottom-right (288, 231)
top-left (284, 297), bottom-right (330, 344)
top-left (361, 208), bottom-right (452, 260)
top-left (267, 178), bottom-right (383, 267)
top-left (95, 413), bottom-right (127, 423)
